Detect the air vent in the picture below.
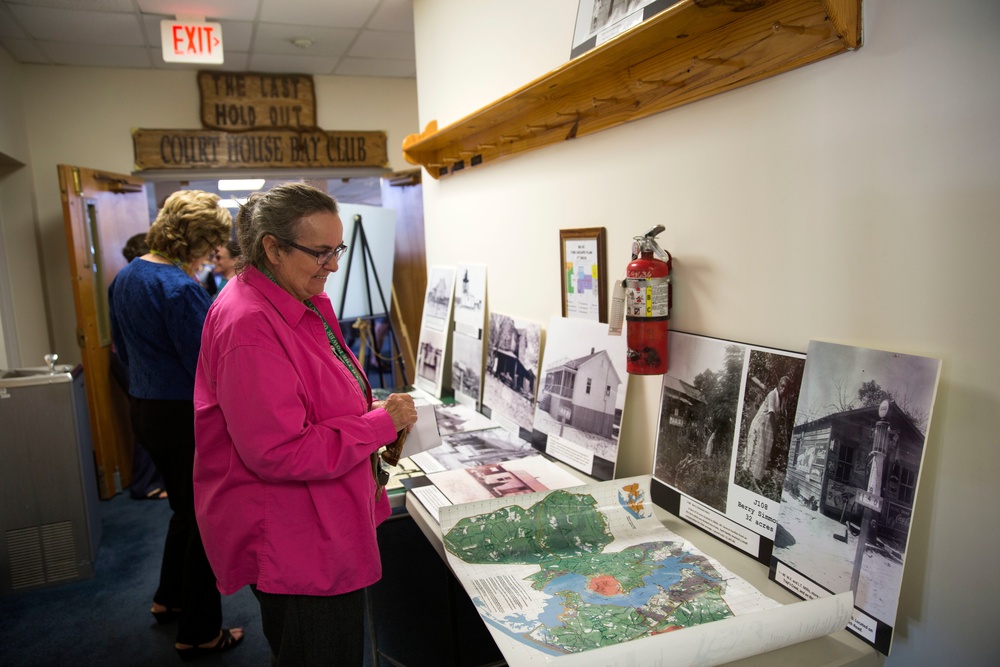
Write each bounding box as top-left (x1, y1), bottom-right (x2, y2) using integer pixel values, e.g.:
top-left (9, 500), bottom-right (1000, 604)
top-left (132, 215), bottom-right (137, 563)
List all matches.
top-left (6, 521), bottom-right (78, 591)
top-left (7, 527), bottom-right (45, 590)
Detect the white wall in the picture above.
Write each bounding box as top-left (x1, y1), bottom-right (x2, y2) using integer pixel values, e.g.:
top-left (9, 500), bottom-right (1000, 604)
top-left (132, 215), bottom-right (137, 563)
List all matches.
top-left (0, 48), bottom-right (47, 369)
top-left (414, 0), bottom-right (999, 664)
top-left (11, 66), bottom-right (417, 367)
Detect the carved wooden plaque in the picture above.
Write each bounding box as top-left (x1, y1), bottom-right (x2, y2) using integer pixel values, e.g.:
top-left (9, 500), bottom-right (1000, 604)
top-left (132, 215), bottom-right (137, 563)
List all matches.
top-left (132, 128), bottom-right (388, 170)
top-left (198, 71), bottom-right (317, 131)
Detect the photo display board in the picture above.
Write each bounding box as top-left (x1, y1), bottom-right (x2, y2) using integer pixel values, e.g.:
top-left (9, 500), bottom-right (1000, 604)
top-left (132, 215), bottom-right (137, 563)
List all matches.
top-left (651, 331), bottom-right (805, 563)
top-left (769, 340), bottom-right (941, 656)
top-left (451, 263), bottom-right (487, 408)
top-left (414, 266), bottom-right (456, 397)
top-left (482, 312), bottom-right (542, 441)
top-left (530, 316), bottom-right (629, 481)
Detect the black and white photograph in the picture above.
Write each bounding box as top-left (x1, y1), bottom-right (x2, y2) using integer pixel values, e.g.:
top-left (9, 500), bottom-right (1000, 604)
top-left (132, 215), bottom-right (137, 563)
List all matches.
top-left (421, 265), bottom-right (455, 330)
top-left (770, 341), bottom-right (941, 655)
top-left (426, 455), bottom-right (584, 506)
top-left (451, 332), bottom-right (484, 408)
top-left (453, 263), bottom-right (486, 337)
top-left (653, 332), bottom-right (806, 550)
top-left (482, 312), bottom-right (541, 438)
top-left (531, 316), bottom-right (627, 481)
top-left (734, 348), bottom-right (806, 503)
top-left (411, 427), bottom-right (536, 474)
top-left (433, 403), bottom-right (495, 437)
top-left (654, 332), bottom-right (745, 515)
top-left (414, 326), bottom-right (446, 397)
top-left (570, 0), bottom-right (679, 58)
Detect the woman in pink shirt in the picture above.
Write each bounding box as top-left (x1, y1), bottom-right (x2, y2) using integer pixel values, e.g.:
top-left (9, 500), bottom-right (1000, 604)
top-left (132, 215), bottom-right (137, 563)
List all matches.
top-left (194, 183), bottom-right (417, 664)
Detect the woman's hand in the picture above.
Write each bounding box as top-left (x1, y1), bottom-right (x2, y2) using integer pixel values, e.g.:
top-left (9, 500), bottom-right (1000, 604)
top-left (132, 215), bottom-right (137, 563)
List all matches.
top-left (375, 393), bottom-right (417, 432)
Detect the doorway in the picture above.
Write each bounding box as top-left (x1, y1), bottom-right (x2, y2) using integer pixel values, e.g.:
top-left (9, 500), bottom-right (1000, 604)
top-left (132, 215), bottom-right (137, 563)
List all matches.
top-left (148, 174), bottom-right (425, 389)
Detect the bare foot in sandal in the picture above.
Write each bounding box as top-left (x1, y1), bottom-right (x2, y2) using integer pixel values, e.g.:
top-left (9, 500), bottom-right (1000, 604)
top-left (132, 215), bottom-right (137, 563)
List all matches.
top-left (175, 628), bottom-right (245, 661)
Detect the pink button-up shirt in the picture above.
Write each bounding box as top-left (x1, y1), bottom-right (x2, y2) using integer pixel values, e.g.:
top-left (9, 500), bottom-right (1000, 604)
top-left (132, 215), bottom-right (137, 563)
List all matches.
top-left (194, 266), bottom-right (397, 596)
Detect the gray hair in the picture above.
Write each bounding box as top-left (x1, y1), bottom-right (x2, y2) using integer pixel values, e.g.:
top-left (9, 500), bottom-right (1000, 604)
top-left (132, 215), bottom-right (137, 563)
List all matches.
top-left (236, 182), bottom-right (339, 273)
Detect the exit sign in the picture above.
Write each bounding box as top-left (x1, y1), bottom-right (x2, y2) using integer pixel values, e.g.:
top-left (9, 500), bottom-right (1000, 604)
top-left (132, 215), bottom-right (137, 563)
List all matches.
top-left (161, 20), bottom-right (224, 64)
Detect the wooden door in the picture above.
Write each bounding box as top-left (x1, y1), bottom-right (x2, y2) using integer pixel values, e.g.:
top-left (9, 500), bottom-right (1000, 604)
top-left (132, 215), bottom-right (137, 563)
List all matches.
top-left (57, 165), bottom-right (149, 498)
top-left (381, 172), bottom-right (426, 387)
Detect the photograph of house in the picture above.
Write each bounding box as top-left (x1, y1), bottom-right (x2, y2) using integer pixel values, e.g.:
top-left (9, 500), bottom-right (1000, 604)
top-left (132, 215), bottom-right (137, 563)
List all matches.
top-left (414, 327), bottom-right (446, 397)
top-left (482, 312), bottom-right (541, 434)
top-left (771, 340), bottom-right (941, 653)
top-left (531, 317), bottom-right (628, 480)
top-left (538, 348), bottom-right (620, 439)
top-left (414, 427), bottom-right (536, 473)
top-left (422, 266), bottom-right (455, 325)
top-left (451, 333), bottom-right (484, 407)
top-left (453, 263), bottom-right (486, 335)
top-left (653, 333), bottom-right (744, 514)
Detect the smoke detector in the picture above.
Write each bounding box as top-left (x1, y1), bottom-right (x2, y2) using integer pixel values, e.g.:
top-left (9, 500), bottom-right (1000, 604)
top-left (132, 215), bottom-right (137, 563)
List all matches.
top-left (291, 37), bottom-right (313, 49)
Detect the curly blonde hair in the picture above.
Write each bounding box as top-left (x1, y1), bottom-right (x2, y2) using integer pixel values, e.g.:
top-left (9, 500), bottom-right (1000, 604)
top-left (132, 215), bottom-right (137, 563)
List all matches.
top-left (146, 190), bottom-right (232, 265)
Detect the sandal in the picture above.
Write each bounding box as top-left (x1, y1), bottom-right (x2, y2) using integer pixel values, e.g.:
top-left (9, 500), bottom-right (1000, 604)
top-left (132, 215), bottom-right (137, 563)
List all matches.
top-left (151, 606), bottom-right (181, 624)
top-left (176, 628), bottom-right (244, 661)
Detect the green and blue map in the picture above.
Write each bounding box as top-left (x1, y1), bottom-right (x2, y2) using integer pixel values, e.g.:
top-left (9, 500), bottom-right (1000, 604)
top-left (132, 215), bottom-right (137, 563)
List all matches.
top-left (442, 480), bottom-right (761, 656)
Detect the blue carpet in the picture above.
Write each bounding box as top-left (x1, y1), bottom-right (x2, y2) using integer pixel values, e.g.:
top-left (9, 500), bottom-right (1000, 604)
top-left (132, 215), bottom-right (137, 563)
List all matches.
top-left (0, 492), bottom-right (502, 666)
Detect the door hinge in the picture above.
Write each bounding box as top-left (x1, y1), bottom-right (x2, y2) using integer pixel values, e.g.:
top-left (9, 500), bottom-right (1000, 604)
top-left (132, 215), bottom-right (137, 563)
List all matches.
top-left (71, 167), bottom-right (83, 196)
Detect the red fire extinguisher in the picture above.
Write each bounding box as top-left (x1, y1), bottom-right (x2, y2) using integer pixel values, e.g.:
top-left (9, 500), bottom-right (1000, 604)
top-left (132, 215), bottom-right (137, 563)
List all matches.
top-left (625, 225), bottom-right (672, 375)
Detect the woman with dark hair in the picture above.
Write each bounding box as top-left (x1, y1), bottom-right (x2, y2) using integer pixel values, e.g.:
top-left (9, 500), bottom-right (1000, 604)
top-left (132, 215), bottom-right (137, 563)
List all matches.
top-left (109, 190), bottom-right (244, 659)
top-left (194, 182), bottom-right (416, 664)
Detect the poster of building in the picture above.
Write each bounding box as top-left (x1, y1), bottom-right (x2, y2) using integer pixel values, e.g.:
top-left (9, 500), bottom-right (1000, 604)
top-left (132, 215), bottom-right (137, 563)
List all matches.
top-left (651, 331), bottom-right (805, 563)
top-left (414, 266), bottom-right (456, 396)
top-left (451, 263), bottom-right (487, 407)
top-left (570, 0), bottom-right (682, 59)
top-left (769, 341), bottom-right (941, 655)
top-left (482, 312), bottom-right (542, 440)
top-left (531, 316), bottom-right (628, 481)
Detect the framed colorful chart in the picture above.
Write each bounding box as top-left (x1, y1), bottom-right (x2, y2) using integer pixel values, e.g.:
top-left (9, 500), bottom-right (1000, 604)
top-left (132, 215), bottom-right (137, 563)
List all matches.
top-left (559, 227), bottom-right (607, 323)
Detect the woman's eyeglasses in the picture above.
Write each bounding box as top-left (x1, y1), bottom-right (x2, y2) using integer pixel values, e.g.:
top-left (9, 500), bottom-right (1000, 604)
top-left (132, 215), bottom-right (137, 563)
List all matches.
top-left (286, 241), bottom-right (348, 265)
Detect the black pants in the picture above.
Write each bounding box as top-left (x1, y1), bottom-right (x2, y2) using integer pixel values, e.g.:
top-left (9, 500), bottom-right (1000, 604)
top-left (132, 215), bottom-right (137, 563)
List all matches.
top-left (132, 398), bottom-right (222, 646)
top-left (252, 586), bottom-right (365, 666)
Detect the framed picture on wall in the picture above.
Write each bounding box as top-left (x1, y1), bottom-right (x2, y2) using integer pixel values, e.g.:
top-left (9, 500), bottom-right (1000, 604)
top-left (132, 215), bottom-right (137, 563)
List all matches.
top-left (559, 227), bottom-right (607, 323)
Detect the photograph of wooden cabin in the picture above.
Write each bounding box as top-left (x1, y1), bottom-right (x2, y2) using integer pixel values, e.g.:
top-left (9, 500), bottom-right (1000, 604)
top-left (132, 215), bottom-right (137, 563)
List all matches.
top-left (785, 401), bottom-right (927, 550)
top-left (482, 313), bottom-right (541, 433)
top-left (772, 341), bottom-right (941, 643)
top-left (654, 333), bottom-right (744, 514)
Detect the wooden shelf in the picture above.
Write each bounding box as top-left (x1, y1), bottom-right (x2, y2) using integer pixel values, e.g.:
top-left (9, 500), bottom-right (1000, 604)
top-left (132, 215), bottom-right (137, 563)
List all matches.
top-left (403, 0), bottom-right (861, 179)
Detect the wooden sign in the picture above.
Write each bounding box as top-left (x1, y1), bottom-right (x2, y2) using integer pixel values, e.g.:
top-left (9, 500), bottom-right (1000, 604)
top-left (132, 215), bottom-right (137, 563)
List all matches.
top-left (198, 71), bottom-right (317, 131)
top-left (132, 128), bottom-right (388, 170)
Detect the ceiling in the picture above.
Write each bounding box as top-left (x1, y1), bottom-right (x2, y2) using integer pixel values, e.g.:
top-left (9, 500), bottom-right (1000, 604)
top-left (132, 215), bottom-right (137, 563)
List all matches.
top-left (0, 0), bottom-right (415, 78)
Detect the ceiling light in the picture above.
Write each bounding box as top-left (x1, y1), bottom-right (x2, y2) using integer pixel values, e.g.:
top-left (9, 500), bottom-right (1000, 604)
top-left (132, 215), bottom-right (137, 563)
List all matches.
top-left (218, 179), bottom-right (264, 191)
top-left (291, 38), bottom-right (313, 49)
top-left (219, 197), bottom-right (248, 209)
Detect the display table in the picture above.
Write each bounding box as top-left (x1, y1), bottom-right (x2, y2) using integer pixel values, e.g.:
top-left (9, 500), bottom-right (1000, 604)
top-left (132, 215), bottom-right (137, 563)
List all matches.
top-left (404, 480), bottom-right (883, 667)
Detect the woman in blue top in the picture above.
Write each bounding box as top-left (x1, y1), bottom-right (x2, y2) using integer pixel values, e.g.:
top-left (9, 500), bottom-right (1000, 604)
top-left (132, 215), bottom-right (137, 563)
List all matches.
top-left (109, 189), bottom-right (243, 660)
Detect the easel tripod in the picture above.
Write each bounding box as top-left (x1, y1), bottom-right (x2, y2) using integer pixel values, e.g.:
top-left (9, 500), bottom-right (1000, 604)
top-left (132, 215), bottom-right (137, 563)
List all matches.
top-left (337, 213), bottom-right (408, 388)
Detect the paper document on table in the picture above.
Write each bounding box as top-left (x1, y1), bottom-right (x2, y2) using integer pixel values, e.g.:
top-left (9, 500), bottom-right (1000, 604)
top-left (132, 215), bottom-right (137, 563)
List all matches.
top-left (399, 403), bottom-right (440, 457)
top-left (439, 475), bottom-right (852, 666)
